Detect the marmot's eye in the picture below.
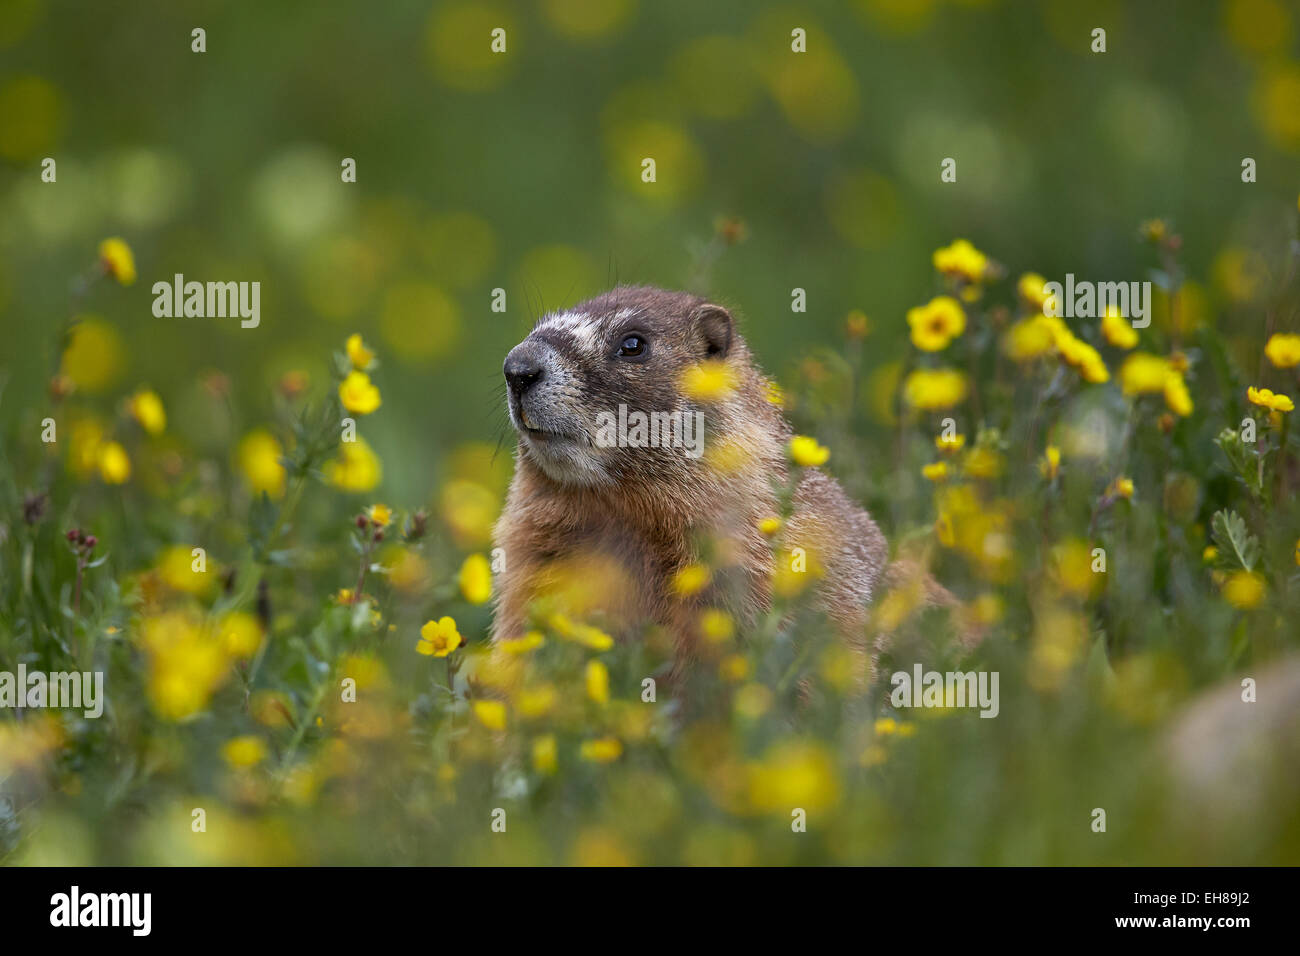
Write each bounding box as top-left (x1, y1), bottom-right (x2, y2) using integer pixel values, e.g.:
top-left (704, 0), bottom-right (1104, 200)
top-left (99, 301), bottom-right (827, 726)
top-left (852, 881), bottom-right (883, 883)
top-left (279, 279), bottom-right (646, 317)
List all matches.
top-left (617, 334), bottom-right (647, 358)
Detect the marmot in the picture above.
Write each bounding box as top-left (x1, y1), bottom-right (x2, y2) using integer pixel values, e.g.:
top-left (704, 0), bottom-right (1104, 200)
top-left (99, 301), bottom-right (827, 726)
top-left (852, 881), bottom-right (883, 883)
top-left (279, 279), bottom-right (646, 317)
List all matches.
top-left (491, 285), bottom-right (891, 663)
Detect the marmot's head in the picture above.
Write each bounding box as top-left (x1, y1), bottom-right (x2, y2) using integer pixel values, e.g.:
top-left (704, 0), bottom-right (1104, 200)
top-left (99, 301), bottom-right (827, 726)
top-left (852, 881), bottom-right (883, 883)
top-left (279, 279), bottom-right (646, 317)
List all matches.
top-left (502, 285), bottom-right (748, 487)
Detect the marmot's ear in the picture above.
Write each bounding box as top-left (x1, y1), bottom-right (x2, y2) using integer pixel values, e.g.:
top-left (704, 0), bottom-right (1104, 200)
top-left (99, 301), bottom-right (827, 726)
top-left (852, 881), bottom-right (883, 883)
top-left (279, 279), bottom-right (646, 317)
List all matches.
top-left (692, 303), bottom-right (733, 358)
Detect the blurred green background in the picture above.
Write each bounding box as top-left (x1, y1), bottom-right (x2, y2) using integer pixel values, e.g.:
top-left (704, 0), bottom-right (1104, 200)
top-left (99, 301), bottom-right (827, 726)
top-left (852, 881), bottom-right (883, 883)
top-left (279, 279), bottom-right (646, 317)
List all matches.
top-left (2, 0), bottom-right (1300, 866)
top-left (2, 0), bottom-right (1297, 505)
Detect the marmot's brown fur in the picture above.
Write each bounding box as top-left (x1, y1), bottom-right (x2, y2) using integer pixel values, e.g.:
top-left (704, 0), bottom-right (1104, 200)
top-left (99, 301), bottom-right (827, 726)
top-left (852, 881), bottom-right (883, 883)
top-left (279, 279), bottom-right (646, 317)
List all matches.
top-left (492, 285), bottom-right (892, 664)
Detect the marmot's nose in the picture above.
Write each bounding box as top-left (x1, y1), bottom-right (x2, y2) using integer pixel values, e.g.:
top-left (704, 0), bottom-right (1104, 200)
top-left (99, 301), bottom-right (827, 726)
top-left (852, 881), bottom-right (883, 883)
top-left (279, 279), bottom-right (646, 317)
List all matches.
top-left (504, 345), bottom-right (545, 395)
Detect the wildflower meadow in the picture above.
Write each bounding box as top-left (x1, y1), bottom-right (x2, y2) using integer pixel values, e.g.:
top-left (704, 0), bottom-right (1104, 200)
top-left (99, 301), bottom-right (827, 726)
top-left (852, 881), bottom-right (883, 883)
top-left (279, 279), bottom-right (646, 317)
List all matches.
top-left (2, 0), bottom-right (1299, 871)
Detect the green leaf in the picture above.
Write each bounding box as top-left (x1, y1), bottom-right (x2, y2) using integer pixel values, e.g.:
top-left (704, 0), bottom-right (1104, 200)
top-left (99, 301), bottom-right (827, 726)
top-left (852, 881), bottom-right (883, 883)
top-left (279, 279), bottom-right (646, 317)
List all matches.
top-left (1210, 509), bottom-right (1260, 571)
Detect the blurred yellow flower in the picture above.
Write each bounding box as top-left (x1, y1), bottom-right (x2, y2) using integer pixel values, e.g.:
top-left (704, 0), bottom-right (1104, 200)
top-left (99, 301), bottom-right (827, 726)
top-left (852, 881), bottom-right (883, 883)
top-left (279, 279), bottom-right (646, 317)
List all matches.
top-left (472, 699), bottom-right (507, 731)
top-left (237, 429), bottom-right (287, 499)
top-left (1100, 307), bottom-right (1139, 349)
top-left (1222, 570), bottom-right (1266, 610)
top-left (98, 237), bottom-right (136, 286)
top-left (215, 611), bottom-right (262, 658)
top-left (921, 461), bottom-right (949, 482)
top-left (61, 317), bottom-right (124, 392)
top-left (516, 683), bottom-right (557, 719)
top-left (680, 360), bottom-right (739, 402)
top-left (1247, 386), bottom-right (1294, 412)
top-left (1119, 352), bottom-right (1169, 394)
top-left (1265, 333), bottom-right (1300, 368)
top-left (1040, 444), bottom-right (1061, 480)
top-left (579, 737), bottom-right (623, 763)
top-left (127, 389), bottom-right (166, 435)
top-left (417, 617), bottom-right (462, 657)
top-left (1057, 334), bottom-right (1109, 383)
top-left (963, 446), bottom-right (1004, 480)
top-left (699, 608), bottom-right (734, 643)
top-left (339, 370), bottom-right (382, 415)
top-left (549, 614), bottom-right (614, 651)
top-left (906, 295), bottom-right (966, 351)
top-left (345, 333), bottom-right (375, 369)
top-left (1163, 371), bottom-right (1193, 417)
top-left (221, 736), bottom-right (268, 769)
top-left (757, 516), bottom-right (782, 536)
top-left (902, 368), bottom-right (968, 410)
top-left (366, 503), bottom-right (392, 527)
top-left (324, 436), bottom-right (382, 492)
top-left (747, 741), bottom-right (840, 813)
top-left (440, 479), bottom-right (497, 547)
top-left (671, 562), bottom-right (711, 596)
top-left (586, 659), bottom-right (610, 704)
top-left (932, 239), bottom-right (988, 283)
top-left (1109, 477), bottom-right (1135, 500)
top-left (157, 544), bottom-right (214, 596)
top-left (1017, 272), bottom-right (1049, 308)
top-left (845, 309), bottom-right (870, 339)
top-left (532, 734), bottom-right (558, 774)
top-left (1002, 315), bottom-right (1057, 362)
top-left (96, 441), bottom-right (130, 484)
top-left (935, 433), bottom-right (966, 453)
top-left (458, 553), bottom-right (492, 604)
top-left (501, 631), bottom-right (545, 654)
top-left (789, 434), bottom-right (830, 466)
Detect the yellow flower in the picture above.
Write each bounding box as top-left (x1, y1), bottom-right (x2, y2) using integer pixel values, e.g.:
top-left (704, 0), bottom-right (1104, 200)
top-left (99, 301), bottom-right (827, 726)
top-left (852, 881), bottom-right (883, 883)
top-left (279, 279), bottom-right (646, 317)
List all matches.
top-left (1040, 444), bottom-right (1061, 480)
top-left (699, 608), bottom-right (734, 643)
top-left (1294, 537), bottom-right (1300, 567)
top-left (719, 654), bottom-right (749, 682)
top-left (458, 553), bottom-right (492, 605)
top-left (680, 359), bottom-right (739, 402)
top-left (339, 370), bottom-right (382, 415)
top-left (765, 381), bottom-right (785, 407)
top-left (215, 611), bottom-right (263, 658)
top-left (128, 389), bottom-right (166, 435)
top-left (1119, 352), bottom-right (1170, 394)
top-left (789, 435), bottom-right (830, 467)
top-left (921, 461), bottom-right (949, 482)
top-left (417, 617), bottom-right (462, 657)
top-left (1002, 315), bottom-right (1058, 362)
top-left (345, 333), bottom-right (375, 369)
top-left (1163, 371), bottom-right (1194, 417)
top-left (98, 237), bottom-right (136, 285)
top-left (472, 699), bottom-right (507, 731)
top-left (532, 734), bottom-right (558, 774)
top-left (671, 562), bottom-right (711, 596)
top-left (1140, 219), bottom-right (1167, 242)
top-left (1202, 546), bottom-right (1219, 564)
top-left (237, 429), bottom-right (287, 499)
top-left (579, 737), bottom-right (623, 763)
top-left (96, 441), bottom-right (131, 484)
top-left (757, 516), bottom-right (782, 536)
top-left (845, 310), bottom-right (870, 339)
top-left (586, 659), bottom-right (610, 704)
top-left (1221, 570), bottom-right (1266, 610)
top-left (1100, 307), bottom-right (1139, 349)
top-left (516, 683), bottom-right (557, 719)
top-left (1057, 333), bottom-right (1109, 383)
top-left (1017, 272), bottom-right (1049, 308)
top-left (1247, 386), bottom-right (1294, 412)
top-left (935, 433), bottom-right (966, 453)
top-left (963, 447), bottom-right (1003, 480)
top-left (157, 544), bottom-right (215, 596)
top-left (1109, 477), bottom-right (1135, 500)
top-left (906, 296), bottom-right (966, 351)
top-left (324, 436), bottom-right (383, 492)
top-left (221, 735), bottom-right (267, 769)
top-left (501, 631), bottom-right (545, 654)
top-left (902, 368), bottom-right (968, 410)
top-left (932, 239), bottom-right (988, 283)
top-left (366, 503), bottom-right (392, 527)
top-left (548, 614), bottom-right (615, 651)
top-left (1264, 332), bottom-right (1300, 368)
